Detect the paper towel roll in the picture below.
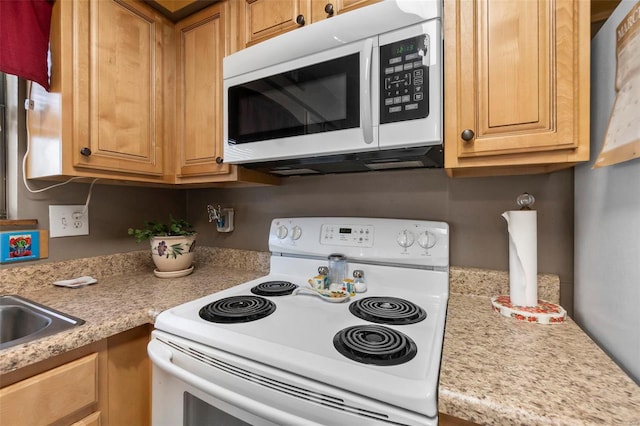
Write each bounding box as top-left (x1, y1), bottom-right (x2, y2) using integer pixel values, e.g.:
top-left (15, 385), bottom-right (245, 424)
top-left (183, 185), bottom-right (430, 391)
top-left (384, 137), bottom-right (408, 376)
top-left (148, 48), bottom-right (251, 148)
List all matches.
top-left (501, 210), bottom-right (537, 306)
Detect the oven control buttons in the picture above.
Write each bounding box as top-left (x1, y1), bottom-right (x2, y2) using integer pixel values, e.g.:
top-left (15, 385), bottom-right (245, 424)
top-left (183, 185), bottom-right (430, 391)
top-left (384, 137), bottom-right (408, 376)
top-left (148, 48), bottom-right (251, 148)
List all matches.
top-left (396, 229), bottom-right (415, 248)
top-left (320, 224), bottom-right (374, 247)
top-left (418, 231), bottom-right (437, 249)
top-left (275, 225), bottom-right (288, 239)
top-left (291, 226), bottom-right (302, 240)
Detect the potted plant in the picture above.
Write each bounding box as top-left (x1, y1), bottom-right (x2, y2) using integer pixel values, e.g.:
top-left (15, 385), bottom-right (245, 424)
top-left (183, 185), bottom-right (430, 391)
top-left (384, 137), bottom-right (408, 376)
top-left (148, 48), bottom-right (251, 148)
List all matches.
top-left (128, 216), bottom-right (197, 275)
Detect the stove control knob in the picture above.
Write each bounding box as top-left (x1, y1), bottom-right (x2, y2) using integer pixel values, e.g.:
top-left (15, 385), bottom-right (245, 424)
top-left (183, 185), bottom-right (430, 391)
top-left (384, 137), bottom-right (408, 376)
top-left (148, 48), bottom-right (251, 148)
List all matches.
top-left (418, 231), bottom-right (437, 249)
top-left (275, 225), bottom-right (288, 240)
top-left (396, 229), bottom-right (415, 248)
top-left (291, 225), bottom-right (302, 240)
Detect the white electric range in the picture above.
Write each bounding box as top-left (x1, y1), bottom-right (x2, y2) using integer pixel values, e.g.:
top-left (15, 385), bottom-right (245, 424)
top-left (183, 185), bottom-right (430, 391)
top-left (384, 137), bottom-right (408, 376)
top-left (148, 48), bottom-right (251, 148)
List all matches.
top-left (149, 217), bottom-right (449, 426)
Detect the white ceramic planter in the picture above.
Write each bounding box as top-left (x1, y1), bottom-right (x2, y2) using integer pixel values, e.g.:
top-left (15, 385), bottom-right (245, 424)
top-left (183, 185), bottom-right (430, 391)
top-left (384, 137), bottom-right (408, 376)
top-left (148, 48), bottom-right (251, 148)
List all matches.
top-left (150, 234), bottom-right (196, 272)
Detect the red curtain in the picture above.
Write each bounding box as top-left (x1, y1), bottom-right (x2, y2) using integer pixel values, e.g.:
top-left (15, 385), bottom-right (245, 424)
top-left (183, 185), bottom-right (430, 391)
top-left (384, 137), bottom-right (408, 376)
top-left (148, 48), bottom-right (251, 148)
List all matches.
top-left (0, 0), bottom-right (54, 90)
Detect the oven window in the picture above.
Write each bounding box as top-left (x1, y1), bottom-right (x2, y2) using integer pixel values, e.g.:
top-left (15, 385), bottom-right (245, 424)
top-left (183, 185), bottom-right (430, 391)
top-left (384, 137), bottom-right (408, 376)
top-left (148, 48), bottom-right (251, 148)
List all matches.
top-left (228, 53), bottom-right (360, 144)
top-left (184, 392), bottom-right (252, 426)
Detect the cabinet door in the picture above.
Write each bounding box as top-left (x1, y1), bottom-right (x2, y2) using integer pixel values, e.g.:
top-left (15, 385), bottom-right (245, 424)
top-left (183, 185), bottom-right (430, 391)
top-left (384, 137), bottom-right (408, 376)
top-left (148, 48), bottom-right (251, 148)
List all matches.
top-left (310, 0), bottom-right (380, 22)
top-left (71, 411), bottom-right (102, 426)
top-left (244, 0), bottom-right (310, 46)
top-left (444, 0), bottom-right (589, 174)
top-left (175, 3), bottom-right (230, 178)
top-left (73, 0), bottom-right (166, 177)
top-left (0, 353), bottom-right (98, 425)
top-left (106, 325), bottom-right (151, 426)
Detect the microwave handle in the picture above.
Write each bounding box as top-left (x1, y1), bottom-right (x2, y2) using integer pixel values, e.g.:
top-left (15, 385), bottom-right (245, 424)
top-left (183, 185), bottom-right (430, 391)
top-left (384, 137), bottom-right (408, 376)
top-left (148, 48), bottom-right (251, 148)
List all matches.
top-left (360, 38), bottom-right (374, 144)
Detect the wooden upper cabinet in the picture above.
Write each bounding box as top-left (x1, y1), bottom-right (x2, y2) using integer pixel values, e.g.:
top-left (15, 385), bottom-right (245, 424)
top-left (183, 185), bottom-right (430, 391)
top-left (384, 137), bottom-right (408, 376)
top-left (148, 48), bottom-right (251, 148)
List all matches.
top-left (27, 0), bottom-right (172, 183)
top-left (26, 0), bottom-right (277, 186)
top-left (241, 0), bottom-right (379, 47)
top-left (444, 0), bottom-right (590, 177)
top-left (174, 3), bottom-right (230, 179)
top-left (73, 0), bottom-right (165, 176)
top-left (244, 0), bottom-right (311, 46)
top-left (310, 0), bottom-right (381, 22)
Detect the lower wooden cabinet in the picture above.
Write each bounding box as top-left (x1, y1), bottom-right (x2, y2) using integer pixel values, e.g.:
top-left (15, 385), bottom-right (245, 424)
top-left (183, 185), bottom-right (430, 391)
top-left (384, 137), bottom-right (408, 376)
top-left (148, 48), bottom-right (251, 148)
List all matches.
top-left (440, 412), bottom-right (481, 425)
top-left (0, 353), bottom-right (99, 425)
top-left (105, 325), bottom-right (151, 426)
top-left (0, 324), bottom-right (151, 426)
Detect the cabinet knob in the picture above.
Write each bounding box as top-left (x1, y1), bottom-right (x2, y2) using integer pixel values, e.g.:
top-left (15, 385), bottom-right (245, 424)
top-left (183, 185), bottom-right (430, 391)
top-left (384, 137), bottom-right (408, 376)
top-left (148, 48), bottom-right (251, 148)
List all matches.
top-left (80, 147), bottom-right (92, 157)
top-left (296, 14), bottom-right (305, 26)
top-left (215, 156), bottom-right (224, 164)
top-left (461, 129), bottom-right (475, 142)
top-left (324, 3), bottom-right (335, 16)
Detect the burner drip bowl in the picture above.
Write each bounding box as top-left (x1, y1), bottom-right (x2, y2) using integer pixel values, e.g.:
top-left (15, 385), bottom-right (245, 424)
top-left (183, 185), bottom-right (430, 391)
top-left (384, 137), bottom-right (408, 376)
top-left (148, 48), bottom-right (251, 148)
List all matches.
top-left (333, 325), bottom-right (417, 366)
top-left (349, 297), bottom-right (427, 325)
top-left (250, 281), bottom-right (298, 296)
top-left (199, 296), bottom-right (276, 323)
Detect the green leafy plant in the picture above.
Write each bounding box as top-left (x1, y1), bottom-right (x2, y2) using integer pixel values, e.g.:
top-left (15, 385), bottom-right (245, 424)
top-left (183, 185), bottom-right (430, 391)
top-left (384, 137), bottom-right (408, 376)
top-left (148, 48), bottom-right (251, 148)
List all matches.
top-left (128, 216), bottom-right (195, 243)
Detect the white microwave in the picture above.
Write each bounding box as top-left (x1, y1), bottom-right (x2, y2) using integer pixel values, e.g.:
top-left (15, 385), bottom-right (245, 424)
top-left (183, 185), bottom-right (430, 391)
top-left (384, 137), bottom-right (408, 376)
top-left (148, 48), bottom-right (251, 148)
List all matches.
top-left (223, 0), bottom-right (442, 175)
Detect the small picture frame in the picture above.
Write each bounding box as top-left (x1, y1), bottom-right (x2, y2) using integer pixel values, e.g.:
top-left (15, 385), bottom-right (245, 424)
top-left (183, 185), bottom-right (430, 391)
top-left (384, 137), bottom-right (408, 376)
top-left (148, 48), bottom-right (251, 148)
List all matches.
top-left (0, 231), bottom-right (41, 263)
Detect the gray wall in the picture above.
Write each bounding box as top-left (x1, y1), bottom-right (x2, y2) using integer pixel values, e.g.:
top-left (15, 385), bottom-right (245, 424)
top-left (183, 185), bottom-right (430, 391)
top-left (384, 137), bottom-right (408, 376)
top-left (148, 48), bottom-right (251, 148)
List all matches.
top-left (5, 79), bottom-right (187, 263)
top-left (16, 181), bottom-right (186, 262)
top-left (187, 168), bottom-right (574, 312)
top-left (9, 83), bottom-right (574, 312)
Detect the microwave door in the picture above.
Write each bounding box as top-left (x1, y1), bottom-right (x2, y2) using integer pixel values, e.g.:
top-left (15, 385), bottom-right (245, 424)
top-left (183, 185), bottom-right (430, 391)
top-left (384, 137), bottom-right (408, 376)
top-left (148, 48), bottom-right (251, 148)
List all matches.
top-left (224, 37), bottom-right (379, 164)
top-left (227, 54), bottom-right (361, 144)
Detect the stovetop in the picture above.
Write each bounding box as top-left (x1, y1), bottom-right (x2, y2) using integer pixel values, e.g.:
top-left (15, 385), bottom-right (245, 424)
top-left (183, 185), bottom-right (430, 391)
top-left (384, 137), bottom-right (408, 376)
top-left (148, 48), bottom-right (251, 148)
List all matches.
top-left (154, 217), bottom-right (449, 417)
top-left (155, 261), bottom-right (448, 415)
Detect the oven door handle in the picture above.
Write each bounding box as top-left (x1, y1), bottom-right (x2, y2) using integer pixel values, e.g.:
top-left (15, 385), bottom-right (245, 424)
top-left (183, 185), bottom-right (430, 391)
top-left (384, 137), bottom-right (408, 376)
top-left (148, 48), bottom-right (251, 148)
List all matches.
top-left (360, 37), bottom-right (374, 145)
top-left (148, 339), bottom-right (320, 426)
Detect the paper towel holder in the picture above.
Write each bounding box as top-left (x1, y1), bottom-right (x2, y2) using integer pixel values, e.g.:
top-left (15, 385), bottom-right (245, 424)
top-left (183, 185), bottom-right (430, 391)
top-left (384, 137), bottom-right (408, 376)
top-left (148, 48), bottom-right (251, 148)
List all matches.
top-left (516, 192), bottom-right (535, 210)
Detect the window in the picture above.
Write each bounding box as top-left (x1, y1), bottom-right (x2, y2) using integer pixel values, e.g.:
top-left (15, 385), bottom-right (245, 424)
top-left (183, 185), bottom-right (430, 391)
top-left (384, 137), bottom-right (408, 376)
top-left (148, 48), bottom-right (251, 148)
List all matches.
top-left (0, 73), bottom-right (19, 221)
top-left (1, 72), bottom-right (6, 219)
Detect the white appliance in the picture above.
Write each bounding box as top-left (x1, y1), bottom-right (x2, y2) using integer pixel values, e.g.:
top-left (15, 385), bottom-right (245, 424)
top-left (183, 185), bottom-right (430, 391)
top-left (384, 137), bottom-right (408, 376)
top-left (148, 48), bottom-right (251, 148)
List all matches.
top-left (222, 0), bottom-right (443, 175)
top-left (149, 217), bottom-right (449, 425)
top-left (575, 0), bottom-right (640, 384)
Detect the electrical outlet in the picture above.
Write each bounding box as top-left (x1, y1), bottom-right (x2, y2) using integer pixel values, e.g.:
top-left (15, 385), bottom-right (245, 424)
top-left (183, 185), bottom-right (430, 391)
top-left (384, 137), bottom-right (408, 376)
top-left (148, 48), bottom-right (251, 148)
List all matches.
top-left (49, 205), bottom-right (89, 238)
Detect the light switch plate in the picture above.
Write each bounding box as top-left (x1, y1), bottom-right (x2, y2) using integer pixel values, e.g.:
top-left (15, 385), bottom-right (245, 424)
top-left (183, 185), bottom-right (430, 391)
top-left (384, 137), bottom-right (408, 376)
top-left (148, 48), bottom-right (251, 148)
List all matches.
top-left (49, 205), bottom-right (89, 238)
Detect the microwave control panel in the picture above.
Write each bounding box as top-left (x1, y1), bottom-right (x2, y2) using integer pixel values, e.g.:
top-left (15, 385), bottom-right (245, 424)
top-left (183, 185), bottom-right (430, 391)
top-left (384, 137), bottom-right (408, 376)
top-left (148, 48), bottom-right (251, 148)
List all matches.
top-left (379, 34), bottom-right (429, 124)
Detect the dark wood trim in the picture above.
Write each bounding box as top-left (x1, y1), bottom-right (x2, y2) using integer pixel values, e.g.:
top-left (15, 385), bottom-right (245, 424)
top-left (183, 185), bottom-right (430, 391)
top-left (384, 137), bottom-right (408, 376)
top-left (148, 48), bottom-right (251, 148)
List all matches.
top-left (0, 219), bottom-right (38, 228)
top-left (143, 0), bottom-right (219, 22)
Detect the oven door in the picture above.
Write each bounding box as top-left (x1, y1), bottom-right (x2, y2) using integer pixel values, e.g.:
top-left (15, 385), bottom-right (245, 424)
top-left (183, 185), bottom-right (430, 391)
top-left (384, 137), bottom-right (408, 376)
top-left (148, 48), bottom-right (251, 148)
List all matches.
top-left (223, 37), bottom-right (377, 165)
top-left (152, 361), bottom-right (277, 426)
top-left (148, 332), bottom-right (436, 426)
top-left (149, 338), bottom-right (300, 426)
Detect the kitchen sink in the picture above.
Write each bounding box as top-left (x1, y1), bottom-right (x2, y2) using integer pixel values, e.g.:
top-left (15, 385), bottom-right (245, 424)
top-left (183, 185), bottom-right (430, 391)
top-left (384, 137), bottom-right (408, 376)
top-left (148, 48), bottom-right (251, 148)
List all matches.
top-left (0, 295), bottom-right (85, 350)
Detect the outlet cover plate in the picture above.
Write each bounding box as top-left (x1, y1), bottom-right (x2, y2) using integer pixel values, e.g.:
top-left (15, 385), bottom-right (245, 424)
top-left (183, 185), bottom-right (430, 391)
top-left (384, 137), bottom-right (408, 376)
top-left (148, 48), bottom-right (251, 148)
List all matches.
top-left (49, 205), bottom-right (89, 238)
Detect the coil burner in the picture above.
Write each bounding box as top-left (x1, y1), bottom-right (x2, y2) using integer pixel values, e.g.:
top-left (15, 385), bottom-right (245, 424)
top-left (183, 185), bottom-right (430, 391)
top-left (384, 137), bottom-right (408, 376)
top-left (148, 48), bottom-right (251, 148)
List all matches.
top-left (250, 281), bottom-right (298, 296)
top-left (199, 296), bottom-right (276, 323)
top-left (349, 297), bottom-right (426, 325)
top-left (333, 324), bottom-right (418, 366)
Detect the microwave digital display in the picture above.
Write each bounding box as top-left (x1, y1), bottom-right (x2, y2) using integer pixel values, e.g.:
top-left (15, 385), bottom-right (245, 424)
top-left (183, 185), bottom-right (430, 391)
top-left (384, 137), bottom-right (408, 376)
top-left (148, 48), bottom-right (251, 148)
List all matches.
top-left (339, 228), bottom-right (352, 234)
top-left (394, 42), bottom-right (416, 56)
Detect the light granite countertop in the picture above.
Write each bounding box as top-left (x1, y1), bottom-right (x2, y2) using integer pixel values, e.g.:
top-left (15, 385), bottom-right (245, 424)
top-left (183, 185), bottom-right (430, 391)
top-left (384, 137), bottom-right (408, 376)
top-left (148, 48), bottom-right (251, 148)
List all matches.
top-left (1, 249), bottom-right (639, 425)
